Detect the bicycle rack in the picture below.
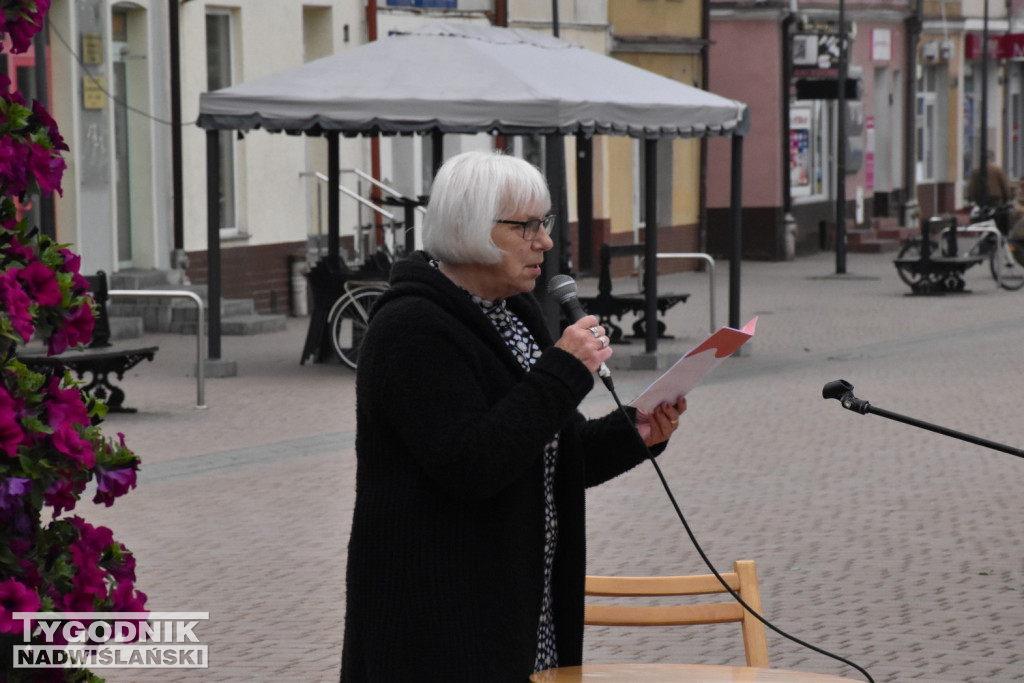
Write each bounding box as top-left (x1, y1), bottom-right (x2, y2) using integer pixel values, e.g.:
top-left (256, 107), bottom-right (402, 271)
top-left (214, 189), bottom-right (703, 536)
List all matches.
top-left (655, 252), bottom-right (716, 334)
top-left (893, 216), bottom-right (985, 294)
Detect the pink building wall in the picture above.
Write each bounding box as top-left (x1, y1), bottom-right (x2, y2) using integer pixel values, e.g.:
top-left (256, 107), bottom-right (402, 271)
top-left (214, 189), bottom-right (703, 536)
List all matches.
top-left (707, 19), bottom-right (784, 209)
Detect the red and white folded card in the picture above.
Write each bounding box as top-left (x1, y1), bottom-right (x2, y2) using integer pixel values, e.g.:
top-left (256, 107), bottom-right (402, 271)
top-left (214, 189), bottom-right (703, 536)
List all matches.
top-left (629, 317), bottom-right (757, 413)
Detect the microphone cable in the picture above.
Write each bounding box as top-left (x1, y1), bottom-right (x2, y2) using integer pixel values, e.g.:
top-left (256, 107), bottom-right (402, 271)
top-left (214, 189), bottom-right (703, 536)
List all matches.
top-left (602, 384), bottom-right (876, 683)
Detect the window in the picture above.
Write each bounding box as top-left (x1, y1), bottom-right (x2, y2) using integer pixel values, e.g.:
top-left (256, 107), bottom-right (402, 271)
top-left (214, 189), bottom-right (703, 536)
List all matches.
top-left (790, 101), bottom-right (833, 201)
top-left (206, 11), bottom-right (237, 232)
top-left (916, 64), bottom-right (947, 185)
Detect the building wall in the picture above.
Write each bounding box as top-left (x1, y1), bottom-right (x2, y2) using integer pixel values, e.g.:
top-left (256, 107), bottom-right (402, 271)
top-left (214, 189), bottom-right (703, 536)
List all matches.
top-left (604, 0), bottom-right (706, 270)
top-left (43, 1), bottom-right (368, 312)
top-left (179, 2), bottom-right (365, 251)
top-left (707, 16), bottom-right (784, 259)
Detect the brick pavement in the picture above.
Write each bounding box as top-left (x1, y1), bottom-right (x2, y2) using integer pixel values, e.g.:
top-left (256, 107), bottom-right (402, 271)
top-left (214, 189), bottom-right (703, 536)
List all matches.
top-left (76, 250), bottom-right (1024, 682)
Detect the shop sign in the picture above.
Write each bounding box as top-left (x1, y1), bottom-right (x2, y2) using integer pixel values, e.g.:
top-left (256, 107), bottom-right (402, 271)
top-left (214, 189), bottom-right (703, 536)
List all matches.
top-left (966, 33), bottom-right (1024, 60)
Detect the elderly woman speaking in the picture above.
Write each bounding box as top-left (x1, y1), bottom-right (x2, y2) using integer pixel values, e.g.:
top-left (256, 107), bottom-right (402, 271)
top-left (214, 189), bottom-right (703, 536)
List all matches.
top-left (340, 150), bottom-right (686, 682)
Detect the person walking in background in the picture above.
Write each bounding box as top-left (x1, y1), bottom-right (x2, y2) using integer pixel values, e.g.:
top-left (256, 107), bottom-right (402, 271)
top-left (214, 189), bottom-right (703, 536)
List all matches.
top-left (968, 150), bottom-right (1011, 207)
top-left (968, 150), bottom-right (1012, 234)
top-left (340, 150), bottom-right (686, 682)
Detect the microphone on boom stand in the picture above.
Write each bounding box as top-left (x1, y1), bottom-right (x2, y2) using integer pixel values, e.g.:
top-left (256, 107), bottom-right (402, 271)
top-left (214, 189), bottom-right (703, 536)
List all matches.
top-left (822, 379), bottom-right (1024, 460)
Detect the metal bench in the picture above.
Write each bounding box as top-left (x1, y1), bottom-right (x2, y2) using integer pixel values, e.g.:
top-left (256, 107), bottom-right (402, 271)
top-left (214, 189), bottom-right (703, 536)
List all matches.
top-left (893, 216), bottom-right (985, 294)
top-left (578, 243), bottom-right (689, 344)
top-left (18, 271), bottom-right (158, 413)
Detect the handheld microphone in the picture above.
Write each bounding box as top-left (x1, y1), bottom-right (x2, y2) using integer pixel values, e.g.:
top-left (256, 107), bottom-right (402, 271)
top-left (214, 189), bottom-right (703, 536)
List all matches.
top-left (547, 275), bottom-right (614, 391)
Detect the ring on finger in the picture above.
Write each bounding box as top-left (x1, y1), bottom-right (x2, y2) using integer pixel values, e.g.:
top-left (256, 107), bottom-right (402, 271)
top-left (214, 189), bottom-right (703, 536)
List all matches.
top-left (588, 326), bottom-right (601, 338)
top-left (600, 336), bottom-right (609, 348)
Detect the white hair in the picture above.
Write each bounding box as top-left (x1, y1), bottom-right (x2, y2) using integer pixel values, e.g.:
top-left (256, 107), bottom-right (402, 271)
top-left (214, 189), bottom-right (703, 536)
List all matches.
top-left (422, 150), bottom-right (551, 264)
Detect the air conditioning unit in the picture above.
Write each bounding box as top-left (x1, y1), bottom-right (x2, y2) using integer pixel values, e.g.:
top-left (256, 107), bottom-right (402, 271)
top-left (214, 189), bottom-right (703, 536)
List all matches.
top-left (922, 41), bottom-right (939, 60)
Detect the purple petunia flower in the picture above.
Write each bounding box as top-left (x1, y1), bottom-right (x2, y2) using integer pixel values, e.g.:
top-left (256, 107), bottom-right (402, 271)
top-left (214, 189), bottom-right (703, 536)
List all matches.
top-left (44, 477), bottom-right (85, 516)
top-left (58, 248), bottom-right (91, 294)
top-left (0, 268), bottom-right (34, 342)
top-left (0, 387), bottom-right (25, 457)
top-left (51, 423), bottom-right (95, 468)
top-left (47, 300), bottom-right (95, 356)
top-left (45, 378), bottom-right (90, 429)
top-left (109, 581), bottom-right (147, 614)
top-left (17, 259), bottom-right (62, 307)
top-left (0, 477), bottom-right (32, 535)
top-left (27, 143), bottom-right (66, 197)
top-left (5, 0), bottom-right (51, 54)
top-left (31, 100), bottom-right (68, 151)
top-left (0, 477), bottom-right (31, 514)
top-left (0, 578), bottom-right (41, 634)
top-left (105, 544), bottom-right (137, 584)
top-left (6, 236), bottom-right (36, 264)
top-left (0, 136), bottom-right (29, 196)
top-left (93, 465), bottom-right (138, 507)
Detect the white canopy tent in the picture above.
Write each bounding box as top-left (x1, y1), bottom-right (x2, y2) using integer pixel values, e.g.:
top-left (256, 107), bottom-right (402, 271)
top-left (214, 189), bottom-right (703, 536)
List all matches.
top-left (196, 22), bottom-right (749, 362)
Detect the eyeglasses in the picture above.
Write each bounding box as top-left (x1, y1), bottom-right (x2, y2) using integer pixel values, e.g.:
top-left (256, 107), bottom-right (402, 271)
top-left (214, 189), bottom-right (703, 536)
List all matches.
top-left (497, 214), bottom-right (557, 241)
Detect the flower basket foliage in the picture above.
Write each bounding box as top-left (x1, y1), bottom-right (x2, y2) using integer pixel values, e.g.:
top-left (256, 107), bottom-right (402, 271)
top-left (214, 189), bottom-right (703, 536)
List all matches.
top-left (1, 2), bottom-right (146, 680)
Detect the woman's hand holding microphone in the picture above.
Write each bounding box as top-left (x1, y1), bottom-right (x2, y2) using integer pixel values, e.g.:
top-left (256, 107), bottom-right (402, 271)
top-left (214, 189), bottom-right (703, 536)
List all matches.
top-left (555, 315), bottom-right (612, 373)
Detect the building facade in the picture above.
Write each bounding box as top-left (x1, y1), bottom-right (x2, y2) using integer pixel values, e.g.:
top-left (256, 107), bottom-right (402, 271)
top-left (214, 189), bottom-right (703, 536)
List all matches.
top-left (32, 0), bottom-right (367, 316)
top-left (706, 0), bottom-right (1019, 259)
top-left (13, 0), bottom-right (718, 314)
top-left (32, 0), bottom-right (1020, 314)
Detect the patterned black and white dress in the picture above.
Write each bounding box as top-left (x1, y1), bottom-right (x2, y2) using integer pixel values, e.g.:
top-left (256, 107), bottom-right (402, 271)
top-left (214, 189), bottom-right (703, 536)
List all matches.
top-left (470, 293), bottom-right (560, 673)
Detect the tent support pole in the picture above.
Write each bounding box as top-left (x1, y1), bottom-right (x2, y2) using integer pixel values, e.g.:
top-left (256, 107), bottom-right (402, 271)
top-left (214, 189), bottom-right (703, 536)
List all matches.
top-left (206, 130), bottom-right (222, 360)
top-left (432, 130), bottom-right (444, 179)
top-left (644, 139), bottom-right (658, 354)
top-left (576, 133), bottom-right (594, 274)
top-left (729, 134), bottom-right (744, 330)
top-left (542, 134), bottom-right (565, 339)
top-left (327, 132), bottom-right (340, 265)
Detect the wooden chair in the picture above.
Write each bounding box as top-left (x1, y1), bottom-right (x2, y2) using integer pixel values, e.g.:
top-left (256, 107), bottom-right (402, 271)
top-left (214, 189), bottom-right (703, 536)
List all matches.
top-left (584, 559), bottom-right (770, 668)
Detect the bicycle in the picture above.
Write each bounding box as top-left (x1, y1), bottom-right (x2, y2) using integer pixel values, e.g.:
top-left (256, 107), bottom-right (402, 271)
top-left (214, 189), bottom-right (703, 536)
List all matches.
top-left (895, 205), bottom-right (1024, 292)
top-left (307, 248), bottom-right (391, 370)
top-left (328, 279), bottom-right (389, 369)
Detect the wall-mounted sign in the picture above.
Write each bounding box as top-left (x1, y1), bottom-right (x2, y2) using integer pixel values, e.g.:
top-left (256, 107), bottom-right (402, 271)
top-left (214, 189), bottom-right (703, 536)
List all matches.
top-left (967, 33), bottom-right (1024, 60)
top-left (793, 33), bottom-right (842, 78)
top-left (872, 29), bottom-right (891, 62)
top-left (83, 76), bottom-right (106, 109)
top-left (82, 33), bottom-right (103, 65)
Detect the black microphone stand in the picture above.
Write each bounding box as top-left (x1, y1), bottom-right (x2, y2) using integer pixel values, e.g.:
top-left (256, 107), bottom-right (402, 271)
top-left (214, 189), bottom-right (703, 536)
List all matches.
top-left (823, 379), bottom-right (1024, 459)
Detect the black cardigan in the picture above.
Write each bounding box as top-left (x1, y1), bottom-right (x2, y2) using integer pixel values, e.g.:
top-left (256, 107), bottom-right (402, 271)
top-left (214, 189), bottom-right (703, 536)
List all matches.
top-left (340, 252), bottom-right (662, 682)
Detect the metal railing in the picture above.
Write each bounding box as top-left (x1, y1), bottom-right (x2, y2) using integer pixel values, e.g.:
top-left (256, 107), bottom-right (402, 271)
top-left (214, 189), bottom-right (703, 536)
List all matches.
top-left (342, 168), bottom-right (427, 217)
top-left (108, 289), bottom-right (206, 409)
top-left (655, 252), bottom-right (716, 334)
top-left (301, 169), bottom-right (425, 264)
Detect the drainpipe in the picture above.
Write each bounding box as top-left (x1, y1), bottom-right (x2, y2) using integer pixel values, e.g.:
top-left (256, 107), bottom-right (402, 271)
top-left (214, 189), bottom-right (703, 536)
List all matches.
top-left (367, 0), bottom-right (382, 249)
top-left (170, 0), bottom-right (186, 270)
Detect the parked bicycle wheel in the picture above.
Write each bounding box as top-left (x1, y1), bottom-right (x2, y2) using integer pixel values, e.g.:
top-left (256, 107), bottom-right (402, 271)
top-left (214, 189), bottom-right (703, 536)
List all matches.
top-left (895, 239), bottom-right (939, 287)
top-left (329, 286), bottom-right (387, 369)
top-left (989, 239), bottom-right (1024, 291)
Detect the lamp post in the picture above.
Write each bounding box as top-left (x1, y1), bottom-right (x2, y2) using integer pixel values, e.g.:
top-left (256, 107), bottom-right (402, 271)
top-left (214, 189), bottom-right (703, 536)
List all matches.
top-left (835, 0), bottom-right (848, 274)
top-left (902, 0), bottom-right (921, 229)
top-left (976, 0), bottom-right (990, 207)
